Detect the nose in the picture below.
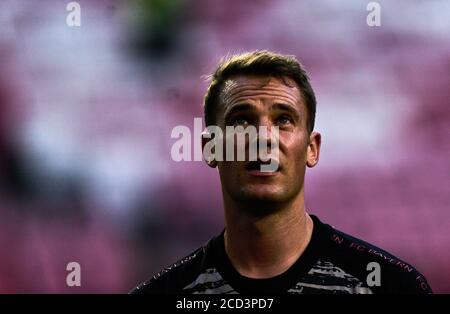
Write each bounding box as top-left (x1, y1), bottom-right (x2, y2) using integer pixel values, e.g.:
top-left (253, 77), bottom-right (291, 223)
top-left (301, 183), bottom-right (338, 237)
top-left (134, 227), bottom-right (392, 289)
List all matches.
top-left (250, 116), bottom-right (279, 160)
top-left (256, 116), bottom-right (276, 146)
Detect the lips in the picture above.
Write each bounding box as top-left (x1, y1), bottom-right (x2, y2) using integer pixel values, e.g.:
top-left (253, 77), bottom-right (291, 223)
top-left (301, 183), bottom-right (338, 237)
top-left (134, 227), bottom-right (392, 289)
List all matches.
top-left (245, 159), bottom-right (281, 172)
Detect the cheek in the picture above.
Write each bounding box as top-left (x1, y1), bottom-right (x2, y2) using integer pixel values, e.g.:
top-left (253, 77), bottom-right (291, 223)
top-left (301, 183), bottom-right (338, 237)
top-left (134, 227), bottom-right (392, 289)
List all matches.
top-left (281, 134), bottom-right (308, 165)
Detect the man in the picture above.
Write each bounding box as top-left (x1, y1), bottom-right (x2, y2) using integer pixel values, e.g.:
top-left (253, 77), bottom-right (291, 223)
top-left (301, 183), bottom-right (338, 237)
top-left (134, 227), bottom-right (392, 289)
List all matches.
top-left (132, 51), bottom-right (432, 294)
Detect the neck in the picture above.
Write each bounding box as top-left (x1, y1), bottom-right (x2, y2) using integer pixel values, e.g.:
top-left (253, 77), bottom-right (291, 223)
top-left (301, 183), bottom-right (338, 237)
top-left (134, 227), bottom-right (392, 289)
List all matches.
top-left (223, 190), bottom-right (314, 279)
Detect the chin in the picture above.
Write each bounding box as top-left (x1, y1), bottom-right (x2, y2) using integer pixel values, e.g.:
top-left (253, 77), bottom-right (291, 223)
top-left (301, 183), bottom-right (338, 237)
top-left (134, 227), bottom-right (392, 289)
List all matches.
top-left (238, 185), bottom-right (287, 203)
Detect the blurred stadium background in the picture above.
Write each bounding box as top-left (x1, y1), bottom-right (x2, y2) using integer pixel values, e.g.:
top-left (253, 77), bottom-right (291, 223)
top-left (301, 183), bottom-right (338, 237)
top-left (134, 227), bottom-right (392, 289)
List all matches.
top-left (0, 0), bottom-right (448, 293)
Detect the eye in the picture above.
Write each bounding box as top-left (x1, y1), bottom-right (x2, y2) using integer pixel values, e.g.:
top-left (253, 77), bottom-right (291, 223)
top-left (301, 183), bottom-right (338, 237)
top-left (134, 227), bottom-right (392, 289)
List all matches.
top-left (232, 117), bottom-right (250, 126)
top-left (276, 115), bottom-right (292, 125)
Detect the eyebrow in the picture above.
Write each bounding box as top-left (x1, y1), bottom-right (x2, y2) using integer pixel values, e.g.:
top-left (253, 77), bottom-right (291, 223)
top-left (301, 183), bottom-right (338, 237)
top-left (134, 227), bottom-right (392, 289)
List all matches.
top-left (223, 102), bottom-right (302, 122)
top-left (271, 103), bottom-right (301, 119)
top-left (223, 103), bottom-right (256, 121)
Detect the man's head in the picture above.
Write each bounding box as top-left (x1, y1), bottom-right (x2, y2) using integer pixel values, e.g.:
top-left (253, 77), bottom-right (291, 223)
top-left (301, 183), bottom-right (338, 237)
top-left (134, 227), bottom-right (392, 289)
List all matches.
top-left (202, 51), bottom-right (321, 212)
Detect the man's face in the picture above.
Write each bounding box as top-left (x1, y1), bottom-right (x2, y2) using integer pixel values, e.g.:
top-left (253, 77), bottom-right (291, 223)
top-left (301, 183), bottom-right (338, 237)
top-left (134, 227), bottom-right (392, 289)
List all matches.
top-left (209, 75), bottom-right (320, 208)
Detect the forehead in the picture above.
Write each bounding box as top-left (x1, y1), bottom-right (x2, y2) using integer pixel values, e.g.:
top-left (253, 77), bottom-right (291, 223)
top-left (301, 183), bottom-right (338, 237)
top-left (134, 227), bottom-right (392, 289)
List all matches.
top-left (220, 75), bottom-right (302, 106)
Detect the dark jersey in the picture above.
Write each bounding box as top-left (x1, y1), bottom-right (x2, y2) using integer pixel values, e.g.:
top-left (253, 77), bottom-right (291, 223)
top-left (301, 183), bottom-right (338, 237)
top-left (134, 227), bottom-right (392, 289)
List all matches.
top-left (131, 215), bottom-right (432, 294)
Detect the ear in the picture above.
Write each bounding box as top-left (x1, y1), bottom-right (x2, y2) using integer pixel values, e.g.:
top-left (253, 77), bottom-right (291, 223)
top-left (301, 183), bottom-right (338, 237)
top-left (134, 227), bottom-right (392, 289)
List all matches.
top-left (201, 131), bottom-right (218, 168)
top-left (306, 131), bottom-right (321, 168)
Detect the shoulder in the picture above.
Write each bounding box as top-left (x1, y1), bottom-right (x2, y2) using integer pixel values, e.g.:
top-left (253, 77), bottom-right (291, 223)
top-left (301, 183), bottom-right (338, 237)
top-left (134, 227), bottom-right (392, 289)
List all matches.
top-left (130, 239), bottom-right (215, 294)
top-left (315, 217), bottom-right (432, 294)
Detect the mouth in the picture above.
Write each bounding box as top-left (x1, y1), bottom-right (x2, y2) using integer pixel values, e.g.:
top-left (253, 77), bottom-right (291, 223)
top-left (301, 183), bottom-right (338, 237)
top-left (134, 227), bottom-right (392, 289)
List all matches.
top-left (245, 159), bottom-right (280, 176)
